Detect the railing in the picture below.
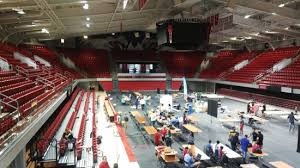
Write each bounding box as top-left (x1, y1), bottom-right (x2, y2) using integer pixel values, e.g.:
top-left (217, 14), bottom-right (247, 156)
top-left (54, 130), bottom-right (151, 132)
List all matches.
top-left (15, 65), bottom-right (29, 77)
top-left (0, 93), bottom-right (20, 121)
top-left (254, 67), bottom-right (273, 82)
top-left (36, 76), bottom-right (55, 89)
top-left (55, 73), bottom-right (67, 81)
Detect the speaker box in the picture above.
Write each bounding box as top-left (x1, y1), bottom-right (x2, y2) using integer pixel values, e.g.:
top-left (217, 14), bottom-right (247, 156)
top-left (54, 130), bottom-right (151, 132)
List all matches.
top-left (297, 125), bottom-right (300, 153)
top-left (208, 99), bottom-right (218, 118)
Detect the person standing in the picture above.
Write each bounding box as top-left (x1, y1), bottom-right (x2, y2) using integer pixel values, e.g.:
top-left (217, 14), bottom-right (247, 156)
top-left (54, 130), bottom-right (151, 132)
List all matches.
top-left (140, 97), bottom-right (146, 110)
top-left (230, 132), bottom-right (239, 151)
top-left (287, 112), bottom-right (298, 132)
top-left (135, 97), bottom-right (139, 109)
top-left (150, 112), bottom-right (157, 126)
top-left (240, 116), bottom-right (245, 135)
top-left (240, 135), bottom-right (250, 163)
top-left (250, 128), bottom-right (258, 142)
top-left (154, 131), bottom-right (161, 146)
top-left (257, 131), bottom-right (264, 148)
top-left (165, 130), bottom-right (173, 147)
top-left (99, 156), bottom-right (110, 168)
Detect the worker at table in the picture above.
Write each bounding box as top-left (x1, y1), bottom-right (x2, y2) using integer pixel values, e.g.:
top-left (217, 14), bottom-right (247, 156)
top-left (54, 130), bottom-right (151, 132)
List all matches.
top-left (184, 151), bottom-right (201, 168)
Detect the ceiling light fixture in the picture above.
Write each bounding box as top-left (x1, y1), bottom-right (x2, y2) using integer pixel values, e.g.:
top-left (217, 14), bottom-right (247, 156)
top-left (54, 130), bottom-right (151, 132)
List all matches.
top-left (278, 3), bottom-right (285, 7)
top-left (86, 17), bottom-right (90, 21)
top-left (86, 23), bottom-right (90, 28)
top-left (84, 35), bottom-right (88, 39)
top-left (41, 28), bottom-right (49, 34)
top-left (12, 8), bottom-right (26, 15)
top-left (83, 3), bottom-right (89, 10)
top-left (271, 12), bottom-right (277, 15)
top-left (222, 40), bottom-right (229, 43)
top-left (61, 39), bottom-right (64, 44)
top-left (230, 37), bottom-right (237, 40)
top-left (112, 33), bottom-right (115, 35)
top-left (245, 36), bottom-right (252, 39)
top-left (123, 0), bottom-right (129, 9)
top-left (244, 15), bottom-right (251, 19)
top-left (285, 27), bottom-right (289, 30)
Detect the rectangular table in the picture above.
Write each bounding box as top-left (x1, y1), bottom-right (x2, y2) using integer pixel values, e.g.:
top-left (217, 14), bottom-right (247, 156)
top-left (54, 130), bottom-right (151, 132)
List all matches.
top-left (212, 143), bottom-right (241, 159)
top-left (187, 115), bottom-right (199, 122)
top-left (135, 115), bottom-right (146, 124)
top-left (264, 110), bottom-right (291, 115)
top-left (131, 111), bottom-right (141, 117)
top-left (182, 124), bottom-right (202, 133)
top-left (182, 144), bottom-right (210, 161)
top-left (269, 161), bottom-right (294, 168)
top-left (240, 164), bottom-right (260, 168)
top-left (247, 148), bottom-right (268, 157)
top-left (243, 114), bottom-right (268, 123)
top-left (155, 146), bottom-right (179, 163)
top-left (144, 126), bottom-right (157, 135)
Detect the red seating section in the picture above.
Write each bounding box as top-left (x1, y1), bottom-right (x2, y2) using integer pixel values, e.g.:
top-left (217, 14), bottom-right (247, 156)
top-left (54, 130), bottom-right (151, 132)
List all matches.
top-left (217, 88), bottom-right (300, 109)
top-left (60, 48), bottom-right (110, 78)
top-left (59, 90), bottom-right (84, 155)
top-left (91, 91), bottom-right (97, 163)
top-left (118, 81), bottom-right (166, 91)
top-left (38, 88), bottom-right (80, 155)
top-left (225, 47), bottom-right (300, 83)
top-left (258, 56), bottom-right (300, 88)
top-left (161, 51), bottom-right (204, 77)
top-left (200, 51), bottom-right (256, 79)
top-left (99, 81), bottom-right (113, 91)
top-left (76, 92), bottom-right (90, 160)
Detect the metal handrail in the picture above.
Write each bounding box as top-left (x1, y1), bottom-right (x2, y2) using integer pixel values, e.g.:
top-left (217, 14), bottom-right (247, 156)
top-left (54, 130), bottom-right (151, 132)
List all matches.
top-left (16, 65), bottom-right (29, 77)
top-left (36, 76), bottom-right (55, 89)
top-left (0, 93), bottom-right (20, 121)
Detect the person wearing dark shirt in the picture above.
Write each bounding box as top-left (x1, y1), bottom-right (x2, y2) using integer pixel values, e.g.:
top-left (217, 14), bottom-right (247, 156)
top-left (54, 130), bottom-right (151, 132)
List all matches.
top-left (240, 135), bottom-right (250, 163)
top-left (250, 128), bottom-right (258, 142)
top-left (230, 132), bottom-right (239, 151)
top-left (257, 131), bottom-right (264, 148)
top-left (288, 112), bottom-right (298, 132)
top-left (205, 140), bottom-right (213, 156)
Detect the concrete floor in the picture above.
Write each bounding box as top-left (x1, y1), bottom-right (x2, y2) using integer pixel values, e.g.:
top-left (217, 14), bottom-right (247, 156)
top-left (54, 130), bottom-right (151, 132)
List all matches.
top-left (109, 91), bottom-right (300, 168)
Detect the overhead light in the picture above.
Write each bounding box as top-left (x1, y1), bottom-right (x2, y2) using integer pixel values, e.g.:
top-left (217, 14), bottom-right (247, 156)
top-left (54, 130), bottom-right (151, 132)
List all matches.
top-left (244, 15), bottom-right (251, 19)
top-left (278, 3), bottom-right (285, 7)
top-left (61, 39), bottom-right (64, 44)
top-left (230, 37), bottom-right (237, 40)
top-left (86, 23), bottom-right (90, 28)
top-left (222, 40), bottom-right (229, 43)
top-left (80, 0), bottom-right (87, 3)
top-left (83, 35), bottom-right (88, 39)
top-left (41, 28), bottom-right (49, 34)
top-left (244, 36), bottom-right (252, 39)
top-left (271, 12), bottom-right (277, 15)
top-left (145, 32), bottom-right (150, 38)
top-left (12, 8), bottom-right (26, 15)
top-left (112, 32), bottom-right (115, 35)
top-left (285, 27), bottom-right (289, 30)
top-left (86, 17), bottom-right (90, 21)
top-left (0, 1), bottom-right (3, 2)
top-left (265, 30), bottom-right (279, 34)
top-left (123, 0), bottom-right (129, 9)
top-left (134, 32), bottom-right (139, 38)
top-left (83, 3), bottom-right (89, 10)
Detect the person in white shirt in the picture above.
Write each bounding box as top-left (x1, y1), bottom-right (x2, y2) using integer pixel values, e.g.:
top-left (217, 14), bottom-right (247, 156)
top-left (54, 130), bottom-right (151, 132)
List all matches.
top-left (140, 98), bottom-right (146, 110)
top-left (150, 112), bottom-right (157, 126)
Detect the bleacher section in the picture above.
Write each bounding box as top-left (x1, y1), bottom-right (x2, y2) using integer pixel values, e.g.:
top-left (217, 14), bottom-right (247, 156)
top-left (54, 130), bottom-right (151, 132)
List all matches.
top-left (60, 48), bottom-right (110, 78)
top-left (38, 88), bottom-right (80, 156)
top-left (258, 56), bottom-right (300, 88)
top-left (225, 47), bottom-right (300, 83)
top-left (161, 51), bottom-right (204, 77)
top-left (217, 88), bottom-right (300, 109)
top-left (0, 44), bottom-right (74, 138)
top-left (25, 45), bottom-right (80, 78)
top-left (200, 51), bottom-right (256, 79)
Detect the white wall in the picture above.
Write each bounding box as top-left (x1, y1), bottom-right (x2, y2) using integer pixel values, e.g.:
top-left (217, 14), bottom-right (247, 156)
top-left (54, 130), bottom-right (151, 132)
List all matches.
top-left (14, 52), bottom-right (37, 69)
top-left (0, 58), bottom-right (10, 70)
top-left (34, 55), bottom-right (51, 67)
